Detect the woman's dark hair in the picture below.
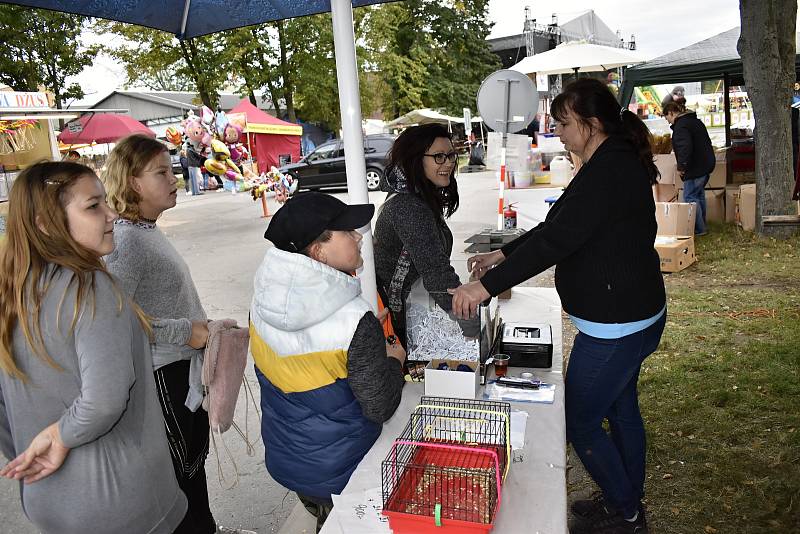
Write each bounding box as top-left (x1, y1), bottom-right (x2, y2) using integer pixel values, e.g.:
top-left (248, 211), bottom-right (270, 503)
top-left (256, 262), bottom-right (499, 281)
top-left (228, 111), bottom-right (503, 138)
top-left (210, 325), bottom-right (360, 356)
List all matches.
top-left (662, 101), bottom-right (686, 115)
top-left (386, 123), bottom-right (460, 218)
top-left (551, 78), bottom-right (659, 185)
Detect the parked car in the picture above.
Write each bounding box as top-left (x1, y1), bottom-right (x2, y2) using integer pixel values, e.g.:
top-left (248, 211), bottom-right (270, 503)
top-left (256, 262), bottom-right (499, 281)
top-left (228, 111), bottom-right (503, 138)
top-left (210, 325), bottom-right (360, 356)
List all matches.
top-left (169, 147), bottom-right (183, 176)
top-left (279, 134), bottom-right (395, 192)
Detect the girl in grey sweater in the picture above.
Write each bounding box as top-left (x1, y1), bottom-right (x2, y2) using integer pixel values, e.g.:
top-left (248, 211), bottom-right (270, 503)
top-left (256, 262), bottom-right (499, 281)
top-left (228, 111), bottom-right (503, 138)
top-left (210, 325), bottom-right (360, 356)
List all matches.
top-left (102, 135), bottom-right (227, 534)
top-left (0, 162), bottom-right (188, 533)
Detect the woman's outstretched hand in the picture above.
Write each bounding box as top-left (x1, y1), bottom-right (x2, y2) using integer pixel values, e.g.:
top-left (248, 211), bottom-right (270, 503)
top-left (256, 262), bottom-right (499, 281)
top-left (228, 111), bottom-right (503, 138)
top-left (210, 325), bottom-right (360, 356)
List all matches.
top-left (467, 249), bottom-right (505, 280)
top-left (448, 282), bottom-right (490, 320)
top-left (0, 422), bottom-right (69, 484)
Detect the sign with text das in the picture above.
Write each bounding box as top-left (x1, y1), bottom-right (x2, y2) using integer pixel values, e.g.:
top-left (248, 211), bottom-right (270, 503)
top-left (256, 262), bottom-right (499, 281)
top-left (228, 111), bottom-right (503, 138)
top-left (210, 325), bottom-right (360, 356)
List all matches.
top-left (0, 91), bottom-right (49, 109)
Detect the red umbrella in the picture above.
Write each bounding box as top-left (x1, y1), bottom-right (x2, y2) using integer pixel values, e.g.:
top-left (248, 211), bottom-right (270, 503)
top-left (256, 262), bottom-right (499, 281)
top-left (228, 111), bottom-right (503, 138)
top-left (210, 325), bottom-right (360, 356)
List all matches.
top-left (58, 113), bottom-right (156, 145)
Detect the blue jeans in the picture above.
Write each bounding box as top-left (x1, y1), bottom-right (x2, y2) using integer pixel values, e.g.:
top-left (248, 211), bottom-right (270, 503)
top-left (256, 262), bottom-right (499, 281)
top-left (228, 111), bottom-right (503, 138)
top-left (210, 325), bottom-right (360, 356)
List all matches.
top-left (565, 311), bottom-right (667, 518)
top-left (188, 167), bottom-right (202, 195)
top-left (682, 174), bottom-right (709, 234)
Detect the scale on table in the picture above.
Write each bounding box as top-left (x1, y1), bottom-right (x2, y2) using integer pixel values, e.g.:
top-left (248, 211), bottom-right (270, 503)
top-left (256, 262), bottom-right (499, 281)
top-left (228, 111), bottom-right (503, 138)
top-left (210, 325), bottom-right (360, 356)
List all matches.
top-left (500, 322), bottom-right (553, 368)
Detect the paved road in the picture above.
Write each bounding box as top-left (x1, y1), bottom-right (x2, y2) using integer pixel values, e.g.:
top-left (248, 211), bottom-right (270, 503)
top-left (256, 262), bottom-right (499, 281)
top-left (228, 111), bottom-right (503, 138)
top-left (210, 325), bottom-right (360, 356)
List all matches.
top-left (1, 170), bottom-right (523, 533)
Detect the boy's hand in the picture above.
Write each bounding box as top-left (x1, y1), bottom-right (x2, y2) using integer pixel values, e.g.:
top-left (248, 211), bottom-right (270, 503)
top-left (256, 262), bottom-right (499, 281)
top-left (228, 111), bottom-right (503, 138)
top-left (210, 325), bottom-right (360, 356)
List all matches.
top-left (376, 307), bottom-right (390, 326)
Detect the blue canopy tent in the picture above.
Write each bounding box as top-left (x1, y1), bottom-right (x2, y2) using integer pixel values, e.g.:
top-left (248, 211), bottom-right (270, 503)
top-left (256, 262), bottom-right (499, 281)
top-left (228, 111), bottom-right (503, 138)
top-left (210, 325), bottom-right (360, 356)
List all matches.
top-left (6, 0), bottom-right (397, 309)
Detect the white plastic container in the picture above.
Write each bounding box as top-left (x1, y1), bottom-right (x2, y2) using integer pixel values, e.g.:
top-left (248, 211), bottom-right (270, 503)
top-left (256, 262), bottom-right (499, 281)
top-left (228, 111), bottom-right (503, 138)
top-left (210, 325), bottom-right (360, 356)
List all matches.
top-left (513, 171), bottom-right (532, 188)
top-left (550, 156), bottom-right (573, 187)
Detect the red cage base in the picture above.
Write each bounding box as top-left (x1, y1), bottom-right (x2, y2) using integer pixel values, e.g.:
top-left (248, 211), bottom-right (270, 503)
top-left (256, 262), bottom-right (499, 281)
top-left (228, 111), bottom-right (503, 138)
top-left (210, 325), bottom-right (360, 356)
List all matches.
top-left (383, 444), bottom-right (500, 533)
top-left (383, 510), bottom-right (494, 534)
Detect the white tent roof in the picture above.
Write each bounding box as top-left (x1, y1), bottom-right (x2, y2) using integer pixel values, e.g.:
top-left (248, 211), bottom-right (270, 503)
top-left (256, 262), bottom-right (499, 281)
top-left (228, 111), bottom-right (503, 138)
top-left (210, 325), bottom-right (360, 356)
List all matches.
top-left (386, 108), bottom-right (460, 128)
top-left (510, 40), bottom-right (647, 75)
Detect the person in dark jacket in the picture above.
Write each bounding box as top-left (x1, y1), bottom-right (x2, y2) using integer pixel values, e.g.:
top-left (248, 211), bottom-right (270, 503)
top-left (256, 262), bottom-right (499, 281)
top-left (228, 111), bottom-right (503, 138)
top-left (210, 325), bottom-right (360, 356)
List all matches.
top-left (451, 78), bottom-right (667, 534)
top-left (251, 192), bottom-right (406, 532)
top-left (663, 101), bottom-right (716, 235)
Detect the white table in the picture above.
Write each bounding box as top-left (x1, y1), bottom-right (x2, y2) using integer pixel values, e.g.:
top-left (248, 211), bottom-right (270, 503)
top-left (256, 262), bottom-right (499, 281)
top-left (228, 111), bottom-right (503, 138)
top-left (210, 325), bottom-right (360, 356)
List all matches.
top-left (320, 287), bottom-right (568, 534)
top-left (506, 187), bottom-right (563, 230)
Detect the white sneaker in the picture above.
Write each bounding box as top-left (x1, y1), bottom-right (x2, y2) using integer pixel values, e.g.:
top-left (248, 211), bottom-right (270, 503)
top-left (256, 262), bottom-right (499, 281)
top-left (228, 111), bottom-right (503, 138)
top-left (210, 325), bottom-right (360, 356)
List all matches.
top-left (186, 191), bottom-right (193, 196)
top-left (216, 526), bottom-right (256, 534)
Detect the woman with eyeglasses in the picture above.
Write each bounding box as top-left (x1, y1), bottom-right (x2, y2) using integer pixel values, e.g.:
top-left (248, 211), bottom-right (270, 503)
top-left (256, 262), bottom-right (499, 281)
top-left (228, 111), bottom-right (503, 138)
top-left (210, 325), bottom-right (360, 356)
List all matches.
top-left (373, 123), bottom-right (464, 348)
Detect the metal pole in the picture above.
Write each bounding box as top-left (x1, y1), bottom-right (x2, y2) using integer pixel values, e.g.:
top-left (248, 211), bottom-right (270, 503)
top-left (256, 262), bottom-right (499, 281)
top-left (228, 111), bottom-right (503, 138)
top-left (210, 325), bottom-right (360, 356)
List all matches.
top-left (723, 73), bottom-right (731, 147)
top-left (331, 0), bottom-right (377, 312)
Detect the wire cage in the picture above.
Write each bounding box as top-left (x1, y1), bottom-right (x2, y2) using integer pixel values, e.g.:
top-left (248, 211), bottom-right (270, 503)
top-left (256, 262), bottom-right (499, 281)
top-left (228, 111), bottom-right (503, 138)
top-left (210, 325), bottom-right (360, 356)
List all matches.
top-left (381, 397), bottom-right (512, 533)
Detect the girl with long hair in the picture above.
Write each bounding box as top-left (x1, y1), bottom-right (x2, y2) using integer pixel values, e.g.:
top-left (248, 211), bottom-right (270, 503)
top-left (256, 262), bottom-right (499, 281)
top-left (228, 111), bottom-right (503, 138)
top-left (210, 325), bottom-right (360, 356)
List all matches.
top-left (102, 134), bottom-right (240, 534)
top-left (373, 123), bottom-right (465, 347)
top-left (0, 161), bottom-right (188, 533)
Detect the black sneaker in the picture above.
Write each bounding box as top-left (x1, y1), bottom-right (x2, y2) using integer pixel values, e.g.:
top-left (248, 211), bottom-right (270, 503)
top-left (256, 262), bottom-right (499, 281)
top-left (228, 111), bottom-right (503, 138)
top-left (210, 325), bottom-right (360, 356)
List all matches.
top-left (591, 505), bottom-right (648, 534)
top-left (571, 493), bottom-right (614, 520)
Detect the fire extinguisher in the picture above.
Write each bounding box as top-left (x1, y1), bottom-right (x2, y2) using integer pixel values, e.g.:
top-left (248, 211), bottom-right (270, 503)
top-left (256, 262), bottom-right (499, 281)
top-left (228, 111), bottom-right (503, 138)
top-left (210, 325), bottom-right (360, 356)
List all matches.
top-left (503, 203), bottom-right (517, 229)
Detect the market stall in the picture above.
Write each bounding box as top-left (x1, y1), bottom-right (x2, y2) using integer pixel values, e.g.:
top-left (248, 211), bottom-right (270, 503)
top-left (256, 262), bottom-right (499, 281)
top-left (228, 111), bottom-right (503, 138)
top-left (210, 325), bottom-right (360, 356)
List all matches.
top-left (320, 287), bottom-right (567, 534)
top-left (227, 99), bottom-right (301, 171)
top-left (0, 91), bottom-right (63, 203)
top-left (619, 27), bottom-right (800, 147)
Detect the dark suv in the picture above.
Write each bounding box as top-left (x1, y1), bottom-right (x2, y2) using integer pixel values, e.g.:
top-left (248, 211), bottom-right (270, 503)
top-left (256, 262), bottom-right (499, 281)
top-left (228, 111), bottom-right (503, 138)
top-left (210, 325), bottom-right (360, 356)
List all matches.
top-left (279, 134), bottom-right (395, 191)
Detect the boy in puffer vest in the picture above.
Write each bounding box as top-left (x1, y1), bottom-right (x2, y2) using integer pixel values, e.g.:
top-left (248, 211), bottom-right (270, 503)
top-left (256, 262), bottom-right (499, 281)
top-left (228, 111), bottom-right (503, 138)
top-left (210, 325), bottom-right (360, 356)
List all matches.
top-left (250, 192), bottom-right (406, 532)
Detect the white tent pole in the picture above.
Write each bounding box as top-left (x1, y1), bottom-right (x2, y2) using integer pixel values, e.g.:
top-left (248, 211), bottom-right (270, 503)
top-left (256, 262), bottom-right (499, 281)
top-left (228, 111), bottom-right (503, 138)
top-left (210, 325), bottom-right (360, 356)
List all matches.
top-left (331, 0), bottom-right (378, 313)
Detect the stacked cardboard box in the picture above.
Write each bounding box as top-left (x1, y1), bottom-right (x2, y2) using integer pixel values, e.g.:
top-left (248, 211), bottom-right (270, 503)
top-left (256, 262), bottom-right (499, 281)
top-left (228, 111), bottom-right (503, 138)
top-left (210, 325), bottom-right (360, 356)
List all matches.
top-left (654, 202), bottom-right (696, 273)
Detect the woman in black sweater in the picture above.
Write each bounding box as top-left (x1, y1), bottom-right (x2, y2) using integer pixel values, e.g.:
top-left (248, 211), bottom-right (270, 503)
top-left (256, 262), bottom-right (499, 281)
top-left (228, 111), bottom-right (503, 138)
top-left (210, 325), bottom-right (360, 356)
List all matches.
top-left (452, 78), bottom-right (666, 534)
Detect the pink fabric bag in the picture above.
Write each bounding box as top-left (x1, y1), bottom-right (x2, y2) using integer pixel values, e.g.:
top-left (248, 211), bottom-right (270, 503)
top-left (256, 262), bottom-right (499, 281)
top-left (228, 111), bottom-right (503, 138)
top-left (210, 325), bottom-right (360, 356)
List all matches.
top-left (202, 319), bottom-right (250, 433)
top-left (202, 319), bottom-right (260, 489)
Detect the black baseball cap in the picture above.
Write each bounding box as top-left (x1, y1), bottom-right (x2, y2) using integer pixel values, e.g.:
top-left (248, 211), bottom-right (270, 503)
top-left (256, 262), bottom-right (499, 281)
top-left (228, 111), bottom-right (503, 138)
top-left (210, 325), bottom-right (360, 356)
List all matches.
top-left (264, 192), bottom-right (375, 253)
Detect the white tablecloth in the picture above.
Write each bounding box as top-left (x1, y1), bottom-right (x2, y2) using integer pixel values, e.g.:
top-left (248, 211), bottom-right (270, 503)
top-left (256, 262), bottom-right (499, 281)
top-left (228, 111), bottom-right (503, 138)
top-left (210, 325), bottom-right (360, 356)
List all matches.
top-left (506, 187), bottom-right (563, 230)
top-left (320, 287), bottom-right (568, 534)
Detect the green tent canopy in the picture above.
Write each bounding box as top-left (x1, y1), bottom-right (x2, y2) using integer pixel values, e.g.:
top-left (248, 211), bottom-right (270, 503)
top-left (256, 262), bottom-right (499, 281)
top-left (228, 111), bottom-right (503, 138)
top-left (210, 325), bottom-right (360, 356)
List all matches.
top-left (619, 27), bottom-right (800, 144)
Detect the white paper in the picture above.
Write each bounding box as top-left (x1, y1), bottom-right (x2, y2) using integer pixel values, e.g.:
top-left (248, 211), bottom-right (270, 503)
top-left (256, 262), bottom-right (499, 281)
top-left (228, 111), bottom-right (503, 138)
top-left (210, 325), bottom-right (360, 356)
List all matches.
top-left (331, 487), bottom-right (391, 534)
top-left (484, 382), bottom-right (556, 404)
top-left (511, 409), bottom-right (529, 450)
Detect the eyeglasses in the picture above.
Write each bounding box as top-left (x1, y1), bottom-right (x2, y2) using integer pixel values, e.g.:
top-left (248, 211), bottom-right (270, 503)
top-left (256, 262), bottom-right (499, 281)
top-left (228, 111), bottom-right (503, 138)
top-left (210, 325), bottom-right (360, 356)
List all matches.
top-left (424, 151), bottom-right (458, 164)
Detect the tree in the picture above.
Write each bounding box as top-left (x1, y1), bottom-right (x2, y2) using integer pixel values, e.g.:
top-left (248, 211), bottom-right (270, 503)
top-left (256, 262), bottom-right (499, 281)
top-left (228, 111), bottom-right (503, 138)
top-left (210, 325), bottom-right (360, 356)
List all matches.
top-left (0, 6), bottom-right (98, 108)
top-left (361, 1), bottom-right (499, 119)
top-left (97, 22), bottom-right (225, 108)
top-left (738, 0), bottom-right (798, 235)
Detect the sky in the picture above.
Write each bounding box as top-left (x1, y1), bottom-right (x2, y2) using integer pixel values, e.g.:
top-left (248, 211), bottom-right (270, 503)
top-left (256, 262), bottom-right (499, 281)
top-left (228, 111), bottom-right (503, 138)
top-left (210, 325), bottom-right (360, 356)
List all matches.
top-left (71, 0), bottom-right (783, 107)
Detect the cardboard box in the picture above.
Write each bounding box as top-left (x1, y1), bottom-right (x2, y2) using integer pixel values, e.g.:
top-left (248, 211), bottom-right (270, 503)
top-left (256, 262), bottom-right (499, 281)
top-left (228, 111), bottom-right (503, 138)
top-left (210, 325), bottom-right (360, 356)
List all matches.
top-left (707, 147), bottom-right (729, 189)
top-left (655, 236), bottom-right (696, 272)
top-left (705, 189), bottom-right (726, 222)
top-left (654, 153), bottom-right (678, 184)
top-left (653, 183), bottom-right (679, 203)
top-left (424, 359), bottom-right (479, 399)
top-left (655, 202), bottom-right (696, 236)
top-left (738, 183), bottom-right (756, 231)
top-left (708, 161), bottom-right (727, 189)
top-left (725, 186), bottom-right (739, 223)
top-left (731, 171), bottom-right (755, 185)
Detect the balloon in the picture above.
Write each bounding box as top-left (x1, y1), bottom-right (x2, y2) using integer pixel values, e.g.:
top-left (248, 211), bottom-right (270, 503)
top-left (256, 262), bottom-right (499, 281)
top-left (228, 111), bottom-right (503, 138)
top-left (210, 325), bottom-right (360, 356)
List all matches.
top-left (165, 126), bottom-right (182, 146)
top-left (201, 106), bottom-right (214, 125)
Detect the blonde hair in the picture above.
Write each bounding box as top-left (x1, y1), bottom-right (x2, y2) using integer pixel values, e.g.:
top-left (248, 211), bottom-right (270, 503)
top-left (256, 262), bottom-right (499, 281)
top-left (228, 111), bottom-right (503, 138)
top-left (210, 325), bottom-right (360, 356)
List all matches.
top-left (103, 134), bottom-right (168, 221)
top-left (0, 161), bottom-right (150, 380)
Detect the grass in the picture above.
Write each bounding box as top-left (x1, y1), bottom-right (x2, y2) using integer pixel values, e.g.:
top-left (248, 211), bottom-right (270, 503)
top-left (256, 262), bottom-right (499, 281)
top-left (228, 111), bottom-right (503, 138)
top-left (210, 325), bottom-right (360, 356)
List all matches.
top-left (639, 222), bottom-right (800, 533)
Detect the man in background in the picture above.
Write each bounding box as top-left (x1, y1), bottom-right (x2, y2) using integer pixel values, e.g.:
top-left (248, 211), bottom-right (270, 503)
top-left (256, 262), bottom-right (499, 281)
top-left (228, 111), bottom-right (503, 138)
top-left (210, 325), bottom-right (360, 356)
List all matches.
top-left (664, 101), bottom-right (716, 235)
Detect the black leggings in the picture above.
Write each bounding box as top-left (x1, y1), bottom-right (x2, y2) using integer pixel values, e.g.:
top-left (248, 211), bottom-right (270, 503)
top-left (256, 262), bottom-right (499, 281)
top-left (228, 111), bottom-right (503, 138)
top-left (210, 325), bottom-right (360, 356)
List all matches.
top-left (156, 360), bottom-right (216, 534)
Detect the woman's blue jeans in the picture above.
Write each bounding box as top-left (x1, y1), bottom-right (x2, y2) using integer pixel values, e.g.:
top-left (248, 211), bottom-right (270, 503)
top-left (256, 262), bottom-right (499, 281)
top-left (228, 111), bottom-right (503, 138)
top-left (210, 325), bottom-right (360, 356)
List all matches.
top-left (188, 166), bottom-right (202, 195)
top-left (682, 174), bottom-right (710, 234)
top-left (565, 312), bottom-right (667, 518)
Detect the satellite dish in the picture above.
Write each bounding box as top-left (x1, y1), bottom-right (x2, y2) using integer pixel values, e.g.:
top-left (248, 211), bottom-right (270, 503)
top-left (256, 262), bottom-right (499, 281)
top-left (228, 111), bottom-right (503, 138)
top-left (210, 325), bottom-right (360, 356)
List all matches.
top-left (476, 70), bottom-right (538, 134)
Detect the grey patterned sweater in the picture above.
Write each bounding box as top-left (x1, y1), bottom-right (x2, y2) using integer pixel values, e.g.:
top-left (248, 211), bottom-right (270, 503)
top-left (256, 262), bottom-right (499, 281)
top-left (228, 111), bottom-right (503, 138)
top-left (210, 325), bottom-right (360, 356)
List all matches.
top-left (374, 193), bottom-right (462, 344)
top-left (104, 218), bottom-right (207, 410)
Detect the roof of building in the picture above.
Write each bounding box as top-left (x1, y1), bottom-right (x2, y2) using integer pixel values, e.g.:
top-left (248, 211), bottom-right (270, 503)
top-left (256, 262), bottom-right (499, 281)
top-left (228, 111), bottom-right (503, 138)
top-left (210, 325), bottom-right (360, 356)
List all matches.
top-left (89, 90), bottom-right (273, 112)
